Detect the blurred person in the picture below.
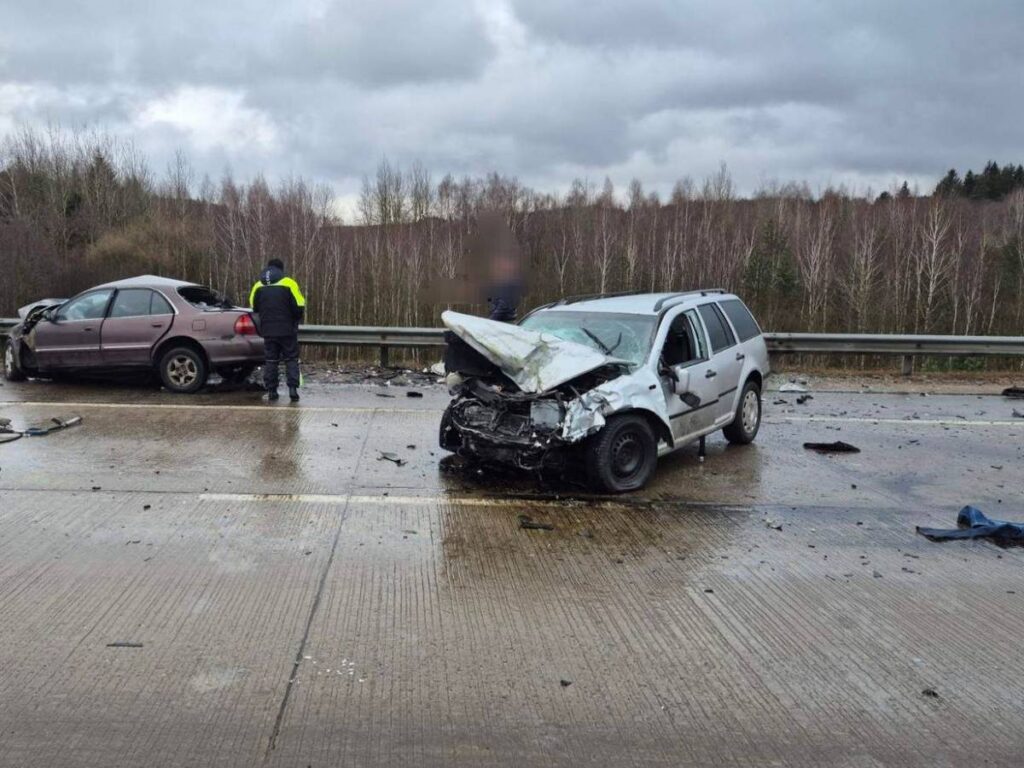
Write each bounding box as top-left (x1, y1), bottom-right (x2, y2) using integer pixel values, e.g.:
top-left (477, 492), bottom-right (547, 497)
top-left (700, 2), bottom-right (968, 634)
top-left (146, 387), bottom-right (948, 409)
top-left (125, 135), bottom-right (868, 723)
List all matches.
top-left (478, 212), bottom-right (523, 322)
top-left (249, 258), bottom-right (306, 402)
top-left (424, 210), bottom-right (526, 322)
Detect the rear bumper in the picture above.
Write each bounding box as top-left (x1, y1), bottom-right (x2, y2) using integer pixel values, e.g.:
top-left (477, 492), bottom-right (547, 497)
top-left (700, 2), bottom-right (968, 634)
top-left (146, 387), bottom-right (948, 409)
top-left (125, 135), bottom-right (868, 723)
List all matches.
top-left (202, 336), bottom-right (265, 365)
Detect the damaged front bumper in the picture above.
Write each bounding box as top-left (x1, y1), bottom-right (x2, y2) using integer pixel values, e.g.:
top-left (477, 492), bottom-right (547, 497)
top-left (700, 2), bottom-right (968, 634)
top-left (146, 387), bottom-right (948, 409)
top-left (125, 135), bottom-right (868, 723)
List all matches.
top-left (441, 379), bottom-right (623, 471)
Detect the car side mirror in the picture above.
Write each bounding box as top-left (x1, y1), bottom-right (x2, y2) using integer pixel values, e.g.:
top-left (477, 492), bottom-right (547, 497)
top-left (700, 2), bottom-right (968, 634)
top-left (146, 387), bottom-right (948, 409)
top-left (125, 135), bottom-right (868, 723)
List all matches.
top-left (672, 367), bottom-right (690, 395)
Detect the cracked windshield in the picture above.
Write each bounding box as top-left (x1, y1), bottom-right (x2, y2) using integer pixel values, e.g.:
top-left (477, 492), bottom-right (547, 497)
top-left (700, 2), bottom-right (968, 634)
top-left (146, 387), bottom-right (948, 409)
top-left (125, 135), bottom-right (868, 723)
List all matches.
top-left (519, 311), bottom-right (656, 367)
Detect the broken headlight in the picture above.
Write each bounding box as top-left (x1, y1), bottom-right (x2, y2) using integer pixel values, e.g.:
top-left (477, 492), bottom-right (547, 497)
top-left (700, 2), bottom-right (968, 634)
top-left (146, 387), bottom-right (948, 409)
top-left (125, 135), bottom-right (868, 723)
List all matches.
top-left (530, 399), bottom-right (563, 431)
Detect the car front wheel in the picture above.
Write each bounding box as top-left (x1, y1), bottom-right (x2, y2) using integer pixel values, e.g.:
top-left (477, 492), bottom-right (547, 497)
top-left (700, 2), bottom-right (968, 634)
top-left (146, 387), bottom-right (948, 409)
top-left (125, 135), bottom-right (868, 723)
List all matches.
top-left (3, 340), bottom-right (27, 382)
top-left (723, 379), bottom-right (761, 444)
top-left (158, 346), bottom-right (208, 394)
top-left (439, 403), bottom-right (462, 451)
top-left (585, 413), bottom-right (658, 493)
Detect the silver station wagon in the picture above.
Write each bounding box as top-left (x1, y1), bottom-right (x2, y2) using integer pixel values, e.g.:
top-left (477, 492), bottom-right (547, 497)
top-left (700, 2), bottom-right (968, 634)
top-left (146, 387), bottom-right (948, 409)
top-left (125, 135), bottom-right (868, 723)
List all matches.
top-left (440, 290), bottom-right (770, 492)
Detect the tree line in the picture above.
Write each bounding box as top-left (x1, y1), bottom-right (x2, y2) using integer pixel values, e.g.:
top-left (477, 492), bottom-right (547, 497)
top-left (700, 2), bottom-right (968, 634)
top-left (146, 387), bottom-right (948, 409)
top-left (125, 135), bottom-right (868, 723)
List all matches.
top-left (2, 128), bottom-right (1023, 352)
top-left (934, 161), bottom-right (1024, 201)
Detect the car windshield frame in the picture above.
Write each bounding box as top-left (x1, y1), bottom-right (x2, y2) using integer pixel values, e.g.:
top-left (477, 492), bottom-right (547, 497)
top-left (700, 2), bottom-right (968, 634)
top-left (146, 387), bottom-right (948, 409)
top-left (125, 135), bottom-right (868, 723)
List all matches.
top-left (519, 310), bottom-right (659, 368)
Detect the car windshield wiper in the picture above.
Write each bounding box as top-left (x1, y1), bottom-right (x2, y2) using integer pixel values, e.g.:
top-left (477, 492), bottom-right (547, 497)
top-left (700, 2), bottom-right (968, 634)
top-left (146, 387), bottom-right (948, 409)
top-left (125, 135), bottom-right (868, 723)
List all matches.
top-left (582, 328), bottom-right (623, 356)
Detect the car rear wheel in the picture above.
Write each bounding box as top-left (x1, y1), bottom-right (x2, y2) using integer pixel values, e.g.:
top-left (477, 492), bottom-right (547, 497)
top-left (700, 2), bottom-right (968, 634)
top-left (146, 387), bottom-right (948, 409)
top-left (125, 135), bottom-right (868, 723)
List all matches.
top-left (585, 413), bottom-right (657, 493)
top-left (3, 340), bottom-right (27, 382)
top-left (723, 379), bottom-right (761, 444)
top-left (158, 347), bottom-right (208, 394)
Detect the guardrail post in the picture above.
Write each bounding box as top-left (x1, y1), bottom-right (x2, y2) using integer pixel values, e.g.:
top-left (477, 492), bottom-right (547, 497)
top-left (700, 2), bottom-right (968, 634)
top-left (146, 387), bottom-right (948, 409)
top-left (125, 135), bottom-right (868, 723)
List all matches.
top-left (379, 345), bottom-right (390, 368)
top-left (901, 354), bottom-right (914, 376)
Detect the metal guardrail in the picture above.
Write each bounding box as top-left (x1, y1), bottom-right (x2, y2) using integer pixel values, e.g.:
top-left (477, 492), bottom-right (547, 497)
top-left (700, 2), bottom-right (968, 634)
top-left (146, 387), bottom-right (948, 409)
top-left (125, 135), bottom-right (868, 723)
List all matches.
top-left (3, 318), bottom-right (1023, 372)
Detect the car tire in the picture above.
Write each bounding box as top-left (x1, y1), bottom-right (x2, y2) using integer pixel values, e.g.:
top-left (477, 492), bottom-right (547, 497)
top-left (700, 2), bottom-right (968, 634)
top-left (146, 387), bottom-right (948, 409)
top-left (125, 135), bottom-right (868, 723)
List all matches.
top-left (723, 379), bottom-right (761, 445)
top-left (585, 413), bottom-right (657, 493)
top-left (158, 346), bottom-right (208, 394)
top-left (439, 403), bottom-right (461, 451)
top-left (3, 340), bottom-right (27, 382)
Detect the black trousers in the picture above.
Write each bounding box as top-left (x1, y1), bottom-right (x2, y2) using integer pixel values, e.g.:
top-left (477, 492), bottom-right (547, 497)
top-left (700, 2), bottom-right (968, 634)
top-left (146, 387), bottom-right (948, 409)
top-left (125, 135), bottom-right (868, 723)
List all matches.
top-left (263, 335), bottom-right (300, 390)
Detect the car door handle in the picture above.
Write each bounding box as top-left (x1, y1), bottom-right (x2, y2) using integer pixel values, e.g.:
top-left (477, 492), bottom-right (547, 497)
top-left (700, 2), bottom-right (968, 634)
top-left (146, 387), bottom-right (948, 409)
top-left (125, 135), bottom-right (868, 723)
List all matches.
top-left (83, 327), bottom-right (93, 332)
top-left (705, 369), bottom-right (717, 378)
top-left (736, 352), bottom-right (745, 361)
top-left (151, 322), bottom-right (164, 328)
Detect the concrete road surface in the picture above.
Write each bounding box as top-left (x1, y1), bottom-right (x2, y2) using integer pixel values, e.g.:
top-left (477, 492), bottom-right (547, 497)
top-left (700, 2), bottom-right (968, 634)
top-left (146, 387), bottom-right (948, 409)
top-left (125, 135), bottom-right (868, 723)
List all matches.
top-left (1, 376), bottom-right (1022, 767)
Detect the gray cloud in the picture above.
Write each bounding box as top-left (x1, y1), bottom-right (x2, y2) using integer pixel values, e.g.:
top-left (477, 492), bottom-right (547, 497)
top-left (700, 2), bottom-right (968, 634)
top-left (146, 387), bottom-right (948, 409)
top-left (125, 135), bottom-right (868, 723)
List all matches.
top-left (2, 0), bottom-right (1023, 205)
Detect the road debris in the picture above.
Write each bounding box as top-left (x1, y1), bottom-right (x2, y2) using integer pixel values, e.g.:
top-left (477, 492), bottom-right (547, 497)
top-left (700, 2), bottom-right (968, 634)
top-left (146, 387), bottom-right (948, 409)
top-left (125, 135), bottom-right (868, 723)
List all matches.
top-left (377, 451), bottom-right (407, 466)
top-left (763, 518), bottom-right (783, 531)
top-left (921, 687), bottom-right (940, 699)
top-left (518, 514), bottom-right (554, 531)
top-left (1, 414), bottom-right (82, 441)
top-left (1013, 409), bottom-right (1024, 419)
top-left (106, 641), bottom-right (144, 648)
top-left (559, 679), bottom-right (573, 688)
top-left (780, 382), bottom-right (808, 393)
top-left (917, 505), bottom-right (1024, 544)
top-left (803, 441), bottom-right (861, 454)
top-left (26, 416), bottom-right (83, 436)
top-left (406, 391), bottom-right (424, 398)
top-left (1001, 386), bottom-right (1024, 399)
top-left (796, 394), bottom-right (813, 405)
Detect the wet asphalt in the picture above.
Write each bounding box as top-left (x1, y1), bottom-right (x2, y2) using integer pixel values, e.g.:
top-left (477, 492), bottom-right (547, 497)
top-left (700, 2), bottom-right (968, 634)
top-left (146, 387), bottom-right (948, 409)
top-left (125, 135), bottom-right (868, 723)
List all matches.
top-left (1, 376), bottom-right (1023, 766)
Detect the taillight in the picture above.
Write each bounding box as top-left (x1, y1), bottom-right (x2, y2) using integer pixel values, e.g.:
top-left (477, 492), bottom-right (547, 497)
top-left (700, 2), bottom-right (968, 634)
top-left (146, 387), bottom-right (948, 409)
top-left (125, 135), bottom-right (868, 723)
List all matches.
top-left (234, 314), bottom-right (257, 335)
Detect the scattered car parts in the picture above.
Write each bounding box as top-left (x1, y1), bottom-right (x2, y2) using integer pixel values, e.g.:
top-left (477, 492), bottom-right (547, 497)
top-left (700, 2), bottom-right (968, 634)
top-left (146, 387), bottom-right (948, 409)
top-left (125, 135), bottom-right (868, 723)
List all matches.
top-left (803, 441), bottom-right (861, 453)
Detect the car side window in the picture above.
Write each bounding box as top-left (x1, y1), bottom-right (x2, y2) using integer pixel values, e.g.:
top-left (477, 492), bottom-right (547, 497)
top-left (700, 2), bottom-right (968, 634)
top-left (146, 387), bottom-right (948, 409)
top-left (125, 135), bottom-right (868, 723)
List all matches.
top-left (57, 290), bottom-right (112, 321)
top-left (661, 311), bottom-right (707, 367)
top-left (697, 303), bottom-right (736, 353)
top-left (718, 299), bottom-right (761, 342)
top-left (110, 289), bottom-right (155, 318)
top-left (150, 292), bottom-right (174, 315)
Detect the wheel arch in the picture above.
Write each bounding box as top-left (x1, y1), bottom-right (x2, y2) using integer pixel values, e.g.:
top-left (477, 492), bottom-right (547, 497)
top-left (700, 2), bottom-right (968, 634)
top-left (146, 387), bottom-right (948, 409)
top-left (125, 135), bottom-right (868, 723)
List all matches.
top-left (611, 407), bottom-right (674, 449)
top-left (152, 336), bottom-right (209, 368)
top-left (745, 368), bottom-right (763, 391)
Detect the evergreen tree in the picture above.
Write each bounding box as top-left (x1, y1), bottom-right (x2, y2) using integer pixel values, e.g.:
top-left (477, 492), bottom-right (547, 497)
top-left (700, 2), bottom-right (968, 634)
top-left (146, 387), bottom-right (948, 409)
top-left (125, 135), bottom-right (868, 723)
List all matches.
top-left (934, 169), bottom-right (963, 197)
top-left (897, 181), bottom-right (912, 198)
top-left (963, 170), bottom-right (976, 198)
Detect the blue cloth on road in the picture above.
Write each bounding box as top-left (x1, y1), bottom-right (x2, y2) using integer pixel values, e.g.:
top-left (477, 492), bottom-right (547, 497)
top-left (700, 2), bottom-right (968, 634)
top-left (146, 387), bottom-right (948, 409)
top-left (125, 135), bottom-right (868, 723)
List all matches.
top-left (917, 506), bottom-right (1024, 543)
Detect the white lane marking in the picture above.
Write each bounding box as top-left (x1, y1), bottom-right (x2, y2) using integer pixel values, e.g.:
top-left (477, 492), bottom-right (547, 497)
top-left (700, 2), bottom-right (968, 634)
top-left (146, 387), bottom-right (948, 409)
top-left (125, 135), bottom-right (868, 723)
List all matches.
top-left (0, 400), bottom-right (429, 414)
top-left (199, 492), bottom-right (628, 509)
top-left (774, 416), bottom-right (1021, 427)
top-left (202, 492), bottom-right (488, 506)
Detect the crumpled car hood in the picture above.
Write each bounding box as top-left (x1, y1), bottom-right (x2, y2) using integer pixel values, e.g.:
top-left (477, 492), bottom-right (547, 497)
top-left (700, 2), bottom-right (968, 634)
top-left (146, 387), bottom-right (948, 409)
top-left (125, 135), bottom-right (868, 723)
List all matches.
top-left (18, 299), bottom-right (66, 319)
top-left (441, 310), bottom-right (625, 394)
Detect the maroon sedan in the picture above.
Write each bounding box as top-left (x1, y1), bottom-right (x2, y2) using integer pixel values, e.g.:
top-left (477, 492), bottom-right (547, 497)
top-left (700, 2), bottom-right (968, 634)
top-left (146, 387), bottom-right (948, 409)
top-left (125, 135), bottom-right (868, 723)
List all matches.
top-left (3, 275), bottom-right (264, 393)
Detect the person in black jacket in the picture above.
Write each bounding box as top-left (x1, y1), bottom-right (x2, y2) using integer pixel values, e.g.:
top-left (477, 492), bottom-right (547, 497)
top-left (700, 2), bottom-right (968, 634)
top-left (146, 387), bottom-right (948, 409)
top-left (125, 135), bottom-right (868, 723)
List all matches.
top-left (249, 259), bottom-right (306, 402)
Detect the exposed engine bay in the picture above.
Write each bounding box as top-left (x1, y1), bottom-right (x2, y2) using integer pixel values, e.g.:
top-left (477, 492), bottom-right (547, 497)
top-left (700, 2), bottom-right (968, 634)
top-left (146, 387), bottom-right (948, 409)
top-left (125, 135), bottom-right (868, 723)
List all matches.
top-left (442, 363), bottom-right (628, 470)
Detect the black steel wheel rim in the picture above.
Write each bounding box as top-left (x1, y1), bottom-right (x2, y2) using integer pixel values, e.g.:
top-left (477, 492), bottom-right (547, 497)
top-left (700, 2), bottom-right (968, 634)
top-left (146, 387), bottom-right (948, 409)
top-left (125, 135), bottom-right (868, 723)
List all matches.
top-left (611, 430), bottom-right (644, 479)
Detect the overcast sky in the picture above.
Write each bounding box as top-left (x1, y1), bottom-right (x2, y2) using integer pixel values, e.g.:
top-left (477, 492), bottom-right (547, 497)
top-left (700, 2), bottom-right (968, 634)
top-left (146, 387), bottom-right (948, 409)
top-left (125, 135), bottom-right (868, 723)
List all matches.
top-left (2, 0), bottom-right (1021, 210)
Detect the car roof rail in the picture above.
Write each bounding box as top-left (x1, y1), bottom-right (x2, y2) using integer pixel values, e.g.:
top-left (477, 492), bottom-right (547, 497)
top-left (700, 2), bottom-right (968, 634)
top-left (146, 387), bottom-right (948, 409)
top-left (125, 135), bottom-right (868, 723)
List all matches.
top-left (652, 289), bottom-right (727, 313)
top-left (552, 289), bottom-right (650, 307)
